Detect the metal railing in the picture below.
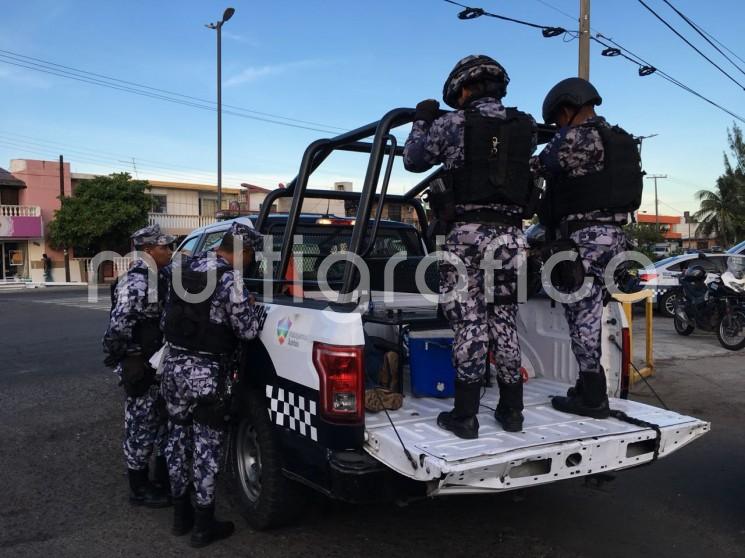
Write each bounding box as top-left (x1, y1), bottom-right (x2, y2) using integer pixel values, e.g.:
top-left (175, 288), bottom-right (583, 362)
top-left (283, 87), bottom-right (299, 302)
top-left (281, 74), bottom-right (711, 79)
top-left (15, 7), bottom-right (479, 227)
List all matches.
top-left (0, 205), bottom-right (41, 217)
top-left (613, 289), bottom-right (655, 385)
top-left (148, 213), bottom-right (216, 232)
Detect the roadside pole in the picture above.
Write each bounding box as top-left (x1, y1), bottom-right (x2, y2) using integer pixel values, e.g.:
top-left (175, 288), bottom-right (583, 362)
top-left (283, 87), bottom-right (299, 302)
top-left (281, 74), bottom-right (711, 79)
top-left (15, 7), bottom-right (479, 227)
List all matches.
top-left (578, 0), bottom-right (591, 79)
top-left (59, 155), bottom-right (71, 282)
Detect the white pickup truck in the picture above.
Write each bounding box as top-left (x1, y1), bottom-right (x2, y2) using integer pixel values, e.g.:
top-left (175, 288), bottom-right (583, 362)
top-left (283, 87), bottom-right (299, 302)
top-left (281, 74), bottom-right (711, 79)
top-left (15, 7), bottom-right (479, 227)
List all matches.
top-left (182, 109), bottom-right (709, 529)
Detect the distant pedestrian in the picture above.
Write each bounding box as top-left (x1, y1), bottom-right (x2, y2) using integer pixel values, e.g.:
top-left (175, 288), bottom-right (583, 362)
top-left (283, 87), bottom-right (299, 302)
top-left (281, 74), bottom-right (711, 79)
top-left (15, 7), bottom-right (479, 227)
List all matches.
top-left (42, 253), bottom-right (52, 282)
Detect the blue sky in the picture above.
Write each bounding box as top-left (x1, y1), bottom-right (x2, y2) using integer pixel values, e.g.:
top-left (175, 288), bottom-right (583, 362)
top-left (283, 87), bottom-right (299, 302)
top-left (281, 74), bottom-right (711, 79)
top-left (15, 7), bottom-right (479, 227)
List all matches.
top-left (2, 0), bottom-right (744, 216)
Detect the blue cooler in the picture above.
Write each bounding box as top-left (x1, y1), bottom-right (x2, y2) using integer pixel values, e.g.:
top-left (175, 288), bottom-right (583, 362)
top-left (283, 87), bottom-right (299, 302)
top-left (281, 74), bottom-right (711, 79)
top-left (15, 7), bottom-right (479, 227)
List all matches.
top-left (407, 329), bottom-right (456, 397)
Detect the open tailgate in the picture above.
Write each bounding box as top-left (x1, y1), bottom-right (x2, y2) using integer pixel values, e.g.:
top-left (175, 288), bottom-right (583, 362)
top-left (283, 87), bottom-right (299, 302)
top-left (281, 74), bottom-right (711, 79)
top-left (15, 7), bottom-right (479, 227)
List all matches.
top-left (364, 379), bottom-right (709, 495)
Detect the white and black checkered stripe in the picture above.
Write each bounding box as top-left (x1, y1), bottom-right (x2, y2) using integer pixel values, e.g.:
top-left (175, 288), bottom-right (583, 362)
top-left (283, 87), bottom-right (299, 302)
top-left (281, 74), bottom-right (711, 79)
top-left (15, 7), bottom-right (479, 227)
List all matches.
top-left (265, 385), bottom-right (318, 442)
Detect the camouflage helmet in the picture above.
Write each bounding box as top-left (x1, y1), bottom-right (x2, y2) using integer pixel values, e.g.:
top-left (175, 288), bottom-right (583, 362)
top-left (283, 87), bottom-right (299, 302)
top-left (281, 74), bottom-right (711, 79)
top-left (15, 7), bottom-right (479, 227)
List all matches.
top-left (442, 54), bottom-right (510, 109)
top-left (541, 77), bottom-right (602, 124)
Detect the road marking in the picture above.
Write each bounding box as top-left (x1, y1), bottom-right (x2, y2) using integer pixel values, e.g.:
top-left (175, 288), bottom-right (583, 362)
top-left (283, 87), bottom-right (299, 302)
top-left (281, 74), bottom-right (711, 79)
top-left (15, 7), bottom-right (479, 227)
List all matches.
top-left (28, 297), bottom-right (110, 311)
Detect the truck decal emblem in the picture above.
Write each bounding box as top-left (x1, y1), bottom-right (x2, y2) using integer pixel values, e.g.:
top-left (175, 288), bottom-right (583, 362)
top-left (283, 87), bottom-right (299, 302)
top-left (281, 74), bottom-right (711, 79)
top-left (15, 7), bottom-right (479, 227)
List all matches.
top-left (266, 385), bottom-right (318, 441)
top-left (277, 317), bottom-right (292, 345)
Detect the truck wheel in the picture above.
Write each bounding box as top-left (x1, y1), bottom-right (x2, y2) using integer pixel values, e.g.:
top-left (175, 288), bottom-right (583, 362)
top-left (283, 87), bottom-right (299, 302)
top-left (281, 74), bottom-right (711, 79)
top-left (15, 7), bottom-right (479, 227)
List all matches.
top-left (658, 290), bottom-right (678, 318)
top-left (229, 389), bottom-right (306, 529)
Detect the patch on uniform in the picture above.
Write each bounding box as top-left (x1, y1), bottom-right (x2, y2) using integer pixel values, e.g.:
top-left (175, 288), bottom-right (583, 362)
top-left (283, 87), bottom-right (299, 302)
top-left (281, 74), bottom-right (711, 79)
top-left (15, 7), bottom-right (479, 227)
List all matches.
top-left (265, 385), bottom-right (318, 441)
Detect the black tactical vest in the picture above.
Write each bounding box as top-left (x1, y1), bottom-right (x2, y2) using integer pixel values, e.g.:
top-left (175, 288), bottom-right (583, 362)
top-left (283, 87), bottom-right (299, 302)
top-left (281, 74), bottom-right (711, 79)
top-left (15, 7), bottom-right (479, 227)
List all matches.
top-left (449, 107), bottom-right (535, 209)
top-left (163, 263), bottom-right (238, 355)
top-left (550, 123), bottom-right (644, 219)
top-left (110, 267), bottom-right (164, 359)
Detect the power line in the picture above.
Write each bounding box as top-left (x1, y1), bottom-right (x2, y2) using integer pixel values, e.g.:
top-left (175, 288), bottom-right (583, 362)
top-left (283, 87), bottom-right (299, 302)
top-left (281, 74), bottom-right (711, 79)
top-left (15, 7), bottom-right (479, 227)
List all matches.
top-left (0, 48), bottom-right (349, 132)
top-left (658, 0), bottom-right (745, 78)
top-left (444, 0), bottom-right (745, 124)
top-left (442, 0), bottom-right (575, 37)
top-left (0, 50), bottom-right (346, 135)
top-left (636, 0), bottom-right (745, 92)
top-left (593, 34), bottom-right (745, 124)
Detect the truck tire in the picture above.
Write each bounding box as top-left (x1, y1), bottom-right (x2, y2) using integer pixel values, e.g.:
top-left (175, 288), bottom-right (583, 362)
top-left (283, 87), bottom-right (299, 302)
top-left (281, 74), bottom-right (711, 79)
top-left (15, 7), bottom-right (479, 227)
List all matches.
top-left (228, 389), bottom-right (306, 530)
top-left (658, 290), bottom-right (678, 318)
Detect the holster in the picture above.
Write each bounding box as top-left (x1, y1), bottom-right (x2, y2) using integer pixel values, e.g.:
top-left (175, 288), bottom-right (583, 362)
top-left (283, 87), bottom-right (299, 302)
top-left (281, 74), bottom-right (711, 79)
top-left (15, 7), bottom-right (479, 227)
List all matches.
top-left (541, 238), bottom-right (586, 293)
top-left (120, 353), bottom-right (156, 398)
top-left (193, 396), bottom-right (230, 430)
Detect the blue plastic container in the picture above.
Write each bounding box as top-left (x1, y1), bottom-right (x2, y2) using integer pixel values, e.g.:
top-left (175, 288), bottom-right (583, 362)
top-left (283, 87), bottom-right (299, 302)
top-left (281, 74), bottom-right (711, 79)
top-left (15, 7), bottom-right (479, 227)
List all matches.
top-left (408, 330), bottom-right (456, 398)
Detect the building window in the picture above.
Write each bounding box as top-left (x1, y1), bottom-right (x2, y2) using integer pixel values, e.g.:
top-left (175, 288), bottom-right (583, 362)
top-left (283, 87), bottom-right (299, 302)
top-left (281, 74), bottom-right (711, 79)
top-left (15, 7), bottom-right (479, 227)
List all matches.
top-left (151, 194), bottom-right (167, 214)
top-left (0, 188), bottom-right (19, 205)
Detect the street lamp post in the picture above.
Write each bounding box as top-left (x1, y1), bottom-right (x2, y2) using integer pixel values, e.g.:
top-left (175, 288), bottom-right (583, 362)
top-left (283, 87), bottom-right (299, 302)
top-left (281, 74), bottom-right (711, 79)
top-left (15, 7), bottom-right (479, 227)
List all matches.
top-left (206, 7), bottom-right (235, 215)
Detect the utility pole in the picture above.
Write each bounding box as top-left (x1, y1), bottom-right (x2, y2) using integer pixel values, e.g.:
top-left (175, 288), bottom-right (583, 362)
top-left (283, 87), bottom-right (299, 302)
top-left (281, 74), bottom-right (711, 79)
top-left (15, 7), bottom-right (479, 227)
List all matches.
top-left (578, 0), bottom-right (591, 79)
top-left (645, 174), bottom-right (667, 232)
top-left (59, 155), bottom-right (70, 282)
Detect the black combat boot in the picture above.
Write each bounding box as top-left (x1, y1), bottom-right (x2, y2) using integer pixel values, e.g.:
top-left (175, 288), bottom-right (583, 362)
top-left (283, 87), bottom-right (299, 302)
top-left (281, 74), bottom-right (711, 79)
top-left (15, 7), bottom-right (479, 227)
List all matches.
top-left (437, 380), bottom-right (481, 439)
top-left (190, 503), bottom-right (235, 548)
top-left (551, 369), bottom-right (611, 419)
top-left (128, 468), bottom-right (171, 508)
top-left (171, 493), bottom-right (194, 536)
top-left (152, 455), bottom-right (171, 495)
top-left (495, 379), bottom-right (524, 432)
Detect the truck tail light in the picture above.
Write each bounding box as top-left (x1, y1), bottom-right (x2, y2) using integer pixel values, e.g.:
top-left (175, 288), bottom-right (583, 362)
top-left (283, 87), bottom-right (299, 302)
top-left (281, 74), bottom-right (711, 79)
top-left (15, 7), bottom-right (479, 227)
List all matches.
top-left (639, 272), bottom-right (658, 282)
top-left (313, 342), bottom-right (364, 423)
top-left (620, 327), bottom-right (631, 399)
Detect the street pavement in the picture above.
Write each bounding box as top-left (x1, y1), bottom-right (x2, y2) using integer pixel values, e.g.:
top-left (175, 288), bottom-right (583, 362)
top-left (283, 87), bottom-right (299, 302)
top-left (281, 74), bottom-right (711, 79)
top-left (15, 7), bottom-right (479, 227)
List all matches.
top-left (1, 288), bottom-right (743, 558)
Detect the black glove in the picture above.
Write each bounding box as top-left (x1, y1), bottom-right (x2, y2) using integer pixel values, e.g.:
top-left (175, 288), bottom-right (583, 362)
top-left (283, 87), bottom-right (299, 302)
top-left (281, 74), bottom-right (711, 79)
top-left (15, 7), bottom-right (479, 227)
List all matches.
top-left (414, 99), bottom-right (440, 124)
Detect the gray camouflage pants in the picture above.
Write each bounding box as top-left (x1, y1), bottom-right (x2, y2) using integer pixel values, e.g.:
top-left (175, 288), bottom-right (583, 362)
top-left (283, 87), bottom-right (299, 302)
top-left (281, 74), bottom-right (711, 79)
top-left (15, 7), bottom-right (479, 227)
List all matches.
top-left (564, 225), bottom-right (626, 372)
top-left (439, 223), bottom-right (526, 385)
top-left (123, 383), bottom-right (167, 471)
top-left (161, 350), bottom-right (225, 507)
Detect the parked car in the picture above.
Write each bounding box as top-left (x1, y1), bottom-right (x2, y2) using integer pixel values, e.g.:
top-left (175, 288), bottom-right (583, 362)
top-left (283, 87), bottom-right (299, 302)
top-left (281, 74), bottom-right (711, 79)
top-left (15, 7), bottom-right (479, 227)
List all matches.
top-left (727, 239), bottom-right (745, 255)
top-left (639, 252), bottom-right (731, 317)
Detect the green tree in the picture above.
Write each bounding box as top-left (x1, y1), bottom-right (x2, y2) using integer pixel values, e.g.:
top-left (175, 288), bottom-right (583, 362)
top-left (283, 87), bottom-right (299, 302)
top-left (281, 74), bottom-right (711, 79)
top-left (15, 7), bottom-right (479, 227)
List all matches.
top-left (624, 223), bottom-right (665, 261)
top-left (48, 173), bottom-right (151, 255)
top-left (693, 124), bottom-right (745, 246)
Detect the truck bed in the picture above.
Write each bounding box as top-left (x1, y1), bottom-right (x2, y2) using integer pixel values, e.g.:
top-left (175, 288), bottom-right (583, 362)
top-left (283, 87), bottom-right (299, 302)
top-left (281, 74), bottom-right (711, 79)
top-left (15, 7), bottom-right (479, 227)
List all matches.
top-left (364, 378), bottom-right (709, 495)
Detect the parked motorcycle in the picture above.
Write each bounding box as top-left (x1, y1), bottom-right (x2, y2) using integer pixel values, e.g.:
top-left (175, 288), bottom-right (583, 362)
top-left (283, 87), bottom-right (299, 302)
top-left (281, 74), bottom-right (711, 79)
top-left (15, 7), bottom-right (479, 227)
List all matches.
top-left (673, 256), bottom-right (745, 350)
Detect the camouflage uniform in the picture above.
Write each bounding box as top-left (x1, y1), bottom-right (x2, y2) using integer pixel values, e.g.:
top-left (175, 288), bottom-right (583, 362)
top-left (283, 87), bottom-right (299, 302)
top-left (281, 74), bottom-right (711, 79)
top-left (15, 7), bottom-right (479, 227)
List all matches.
top-left (103, 255), bottom-right (172, 472)
top-left (531, 116), bottom-right (628, 372)
top-left (405, 96), bottom-right (530, 385)
top-left (161, 250), bottom-right (260, 507)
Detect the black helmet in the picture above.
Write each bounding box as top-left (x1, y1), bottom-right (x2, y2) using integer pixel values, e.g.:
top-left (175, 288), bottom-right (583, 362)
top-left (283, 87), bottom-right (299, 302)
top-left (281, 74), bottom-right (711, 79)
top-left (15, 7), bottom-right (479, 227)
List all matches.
top-left (541, 77), bottom-right (602, 124)
top-left (442, 54), bottom-right (510, 109)
top-left (683, 265), bottom-right (706, 281)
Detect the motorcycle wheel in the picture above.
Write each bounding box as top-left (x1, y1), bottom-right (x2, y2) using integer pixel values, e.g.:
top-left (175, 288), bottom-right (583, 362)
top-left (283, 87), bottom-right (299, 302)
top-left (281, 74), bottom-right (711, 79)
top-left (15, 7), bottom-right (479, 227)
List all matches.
top-left (717, 309), bottom-right (745, 351)
top-left (674, 315), bottom-right (694, 336)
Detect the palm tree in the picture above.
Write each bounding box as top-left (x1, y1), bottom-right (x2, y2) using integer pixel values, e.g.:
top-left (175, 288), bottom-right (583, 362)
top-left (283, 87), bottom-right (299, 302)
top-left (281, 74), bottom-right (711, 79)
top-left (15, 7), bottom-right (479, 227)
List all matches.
top-left (694, 125), bottom-right (745, 246)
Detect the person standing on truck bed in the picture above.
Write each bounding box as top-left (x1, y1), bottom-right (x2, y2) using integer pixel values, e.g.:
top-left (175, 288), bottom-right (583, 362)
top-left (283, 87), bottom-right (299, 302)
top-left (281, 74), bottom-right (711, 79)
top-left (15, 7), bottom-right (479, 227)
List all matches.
top-left (102, 224), bottom-right (175, 509)
top-left (160, 222), bottom-right (262, 548)
top-left (530, 77), bottom-right (643, 418)
top-left (404, 54), bottom-right (538, 439)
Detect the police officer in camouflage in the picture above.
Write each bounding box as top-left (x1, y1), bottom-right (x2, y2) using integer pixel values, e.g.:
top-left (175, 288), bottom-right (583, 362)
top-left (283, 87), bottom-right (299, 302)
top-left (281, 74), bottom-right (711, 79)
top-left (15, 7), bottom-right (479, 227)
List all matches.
top-left (161, 222), bottom-right (262, 548)
top-left (404, 55), bottom-right (538, 439)
top-left (103, 223), bottom-right (175, 508)
top-left (531, 77), bottom-right (643, 418)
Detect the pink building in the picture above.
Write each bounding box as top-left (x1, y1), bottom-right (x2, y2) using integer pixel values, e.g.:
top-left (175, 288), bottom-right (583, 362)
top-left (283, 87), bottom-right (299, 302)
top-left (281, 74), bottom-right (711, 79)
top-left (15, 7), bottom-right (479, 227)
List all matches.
top-left (0, 164), bottom-right (48, 281)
